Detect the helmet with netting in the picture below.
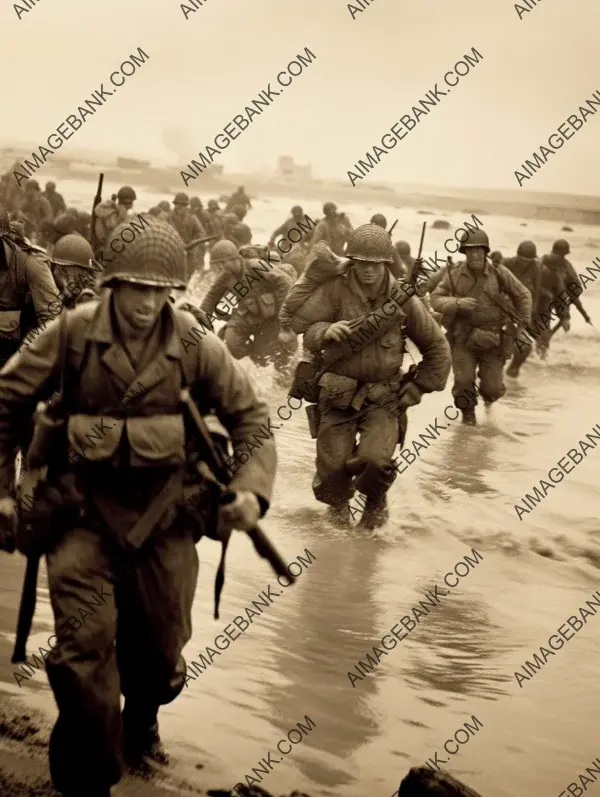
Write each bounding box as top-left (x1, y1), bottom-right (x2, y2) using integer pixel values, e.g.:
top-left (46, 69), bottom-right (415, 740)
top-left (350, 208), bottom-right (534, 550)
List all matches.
top-left (53, 234), bottom-right (95, 269)
top-left (100, 219), bottom-right (187, 288)
top-left (346, 224), bottom-right (394, 264)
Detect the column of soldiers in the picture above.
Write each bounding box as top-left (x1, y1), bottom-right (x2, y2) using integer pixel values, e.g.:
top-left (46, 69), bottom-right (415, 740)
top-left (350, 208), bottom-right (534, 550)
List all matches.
top-left (0, 170), bottom-right (591, 795)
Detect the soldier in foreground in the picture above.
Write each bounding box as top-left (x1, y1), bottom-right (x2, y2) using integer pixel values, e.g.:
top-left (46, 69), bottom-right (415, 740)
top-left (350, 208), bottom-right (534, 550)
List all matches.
top-left (431, 229), bottom-right (531, 425)
top-left (0, 220), bottom-right (275, 797)
top-left (290, 224), bottom-right (450, 529)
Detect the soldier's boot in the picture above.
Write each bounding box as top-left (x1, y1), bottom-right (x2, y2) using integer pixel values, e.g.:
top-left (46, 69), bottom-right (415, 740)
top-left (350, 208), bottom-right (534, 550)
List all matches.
top-left (325, 501), bottom-right (351, 528)
top-left (123, 703), bottom-right (169, 769)
top-left (506, 360), bottom-right (520, 378)
top-left (461, 408), bottom-right (477, 426)
top-left (358, 495), bottom-right (389, 530)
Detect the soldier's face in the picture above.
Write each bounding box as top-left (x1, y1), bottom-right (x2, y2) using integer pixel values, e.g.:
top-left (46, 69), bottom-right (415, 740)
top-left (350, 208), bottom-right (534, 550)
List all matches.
top-left (465, 247), bottom-right (486, 273)
top-left (113, 283), bottom-right (171, 332)
top-left (353, 260), bottom-right (386, 286)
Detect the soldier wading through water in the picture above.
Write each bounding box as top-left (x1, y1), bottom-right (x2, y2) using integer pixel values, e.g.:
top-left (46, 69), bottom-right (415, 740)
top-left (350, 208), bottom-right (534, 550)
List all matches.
top-left (0, 219), bottom-right (276, 797)
top-left (289, 224), bottom-right (451, 530)
top-left (431, 228), bottom-right (532, 425)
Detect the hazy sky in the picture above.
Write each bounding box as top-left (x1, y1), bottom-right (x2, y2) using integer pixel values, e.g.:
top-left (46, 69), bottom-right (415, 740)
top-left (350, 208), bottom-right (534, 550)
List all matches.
top-left (2, 0), bottom-right (599, 195)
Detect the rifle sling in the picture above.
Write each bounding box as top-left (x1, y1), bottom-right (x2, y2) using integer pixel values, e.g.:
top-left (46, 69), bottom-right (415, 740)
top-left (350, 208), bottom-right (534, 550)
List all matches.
top-left (320, 282), bottom-right (413, 367)
top-left (125, 470), bottom-right (182, 550)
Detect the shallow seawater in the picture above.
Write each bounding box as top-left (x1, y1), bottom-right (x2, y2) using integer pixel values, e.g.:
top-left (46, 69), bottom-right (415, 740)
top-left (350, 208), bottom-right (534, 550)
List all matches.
top-left (4, 183), bottom-right (600, 797)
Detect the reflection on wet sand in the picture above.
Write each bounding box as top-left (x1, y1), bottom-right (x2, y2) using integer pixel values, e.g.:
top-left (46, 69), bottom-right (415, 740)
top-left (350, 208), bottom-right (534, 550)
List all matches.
top-left (265, 535), bottom-right (382, 789)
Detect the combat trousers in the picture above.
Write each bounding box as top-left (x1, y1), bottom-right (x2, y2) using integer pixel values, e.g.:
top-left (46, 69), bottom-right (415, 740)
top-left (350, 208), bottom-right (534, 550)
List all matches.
top-left (451, 344), bottom-right (506, 409)
top-left (224, 315), bottom-right (297, 371)
top-left (508, 329), bottom-right (533, 373)
top-left (313, 397), bottom-right (399, 506)
top-left (45, 523), bottom-right (199, 794)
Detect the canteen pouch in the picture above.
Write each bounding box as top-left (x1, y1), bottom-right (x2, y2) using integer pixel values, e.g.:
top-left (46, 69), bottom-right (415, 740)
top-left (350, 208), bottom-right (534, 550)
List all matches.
top-left (305, 404), bottom-right (320, 439)
top-left (318, 372), bottom-right (359, 410)
top-left (466, 328), bottom-right (502, 352)
top-left (289, 359), bottom-right (321, 403)
top-left (0, 310), bottom-right (22, 341)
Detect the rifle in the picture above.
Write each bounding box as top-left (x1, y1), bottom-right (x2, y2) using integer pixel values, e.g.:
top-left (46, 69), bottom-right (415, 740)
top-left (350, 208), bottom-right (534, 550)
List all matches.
top-left (409, 222), bottom-right (427, 289)
top-left (179, 389), bottom-right (296, 618)
top-left (89, 173), bottom-right (104, 252)
top-left (388, 219), bottom-right (399, 237)
top-left (185, 233), bottom-right (220, 253)
top-left (11, 312), bottom-right (70, 663)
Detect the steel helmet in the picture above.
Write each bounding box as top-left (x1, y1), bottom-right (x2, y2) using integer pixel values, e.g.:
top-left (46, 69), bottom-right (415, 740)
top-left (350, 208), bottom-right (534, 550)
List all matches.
top-left (552, 239), bottom-right (570, 256)
top-left (291, 205), bottom-right (303, 215)
top-left (117, 185), bottom-right (137, 203)
top-left (190, 196), bottom-right (201, 207)
top-left (458, 228), bottom-right (490, 254)
top-left (323, 202), bottom-right (337, 215)
top-left (158, 200), bottom-right (171, 212)
top-left (230, 222), bottom-right (252, 246)
top-left (26, 180), bottom-right (40, 191)
top-left (230, 204), bottom-right (247, 221)
top-left (53, 213), bottom-right (80, 237)
top-left (210, 239), bottom-right (240, 266)
top-left (173, 192), bottom-right (189, 207)
top-left (52, 233), bottom-right (95, 269)
top-left (223, 212), bottom-right (238, 227)
top-left (394, 240), bottom-right (411, 256)
top-left (148, 206), bottom-right (162, 217)
top-left (45, 181), bottom-right (57, 191)
top-left (208, 199), bottom-right (220, 210)
top-left (0, 203), bottom-right (10, 235)
top-left (517, 240), bottom-right (537, 258)
top-left (346, 224), bottom-right (394, 264)
top-left (100, 219), bottom-right (187, 288)
top-left (370, 213), bottom-right (387, 229)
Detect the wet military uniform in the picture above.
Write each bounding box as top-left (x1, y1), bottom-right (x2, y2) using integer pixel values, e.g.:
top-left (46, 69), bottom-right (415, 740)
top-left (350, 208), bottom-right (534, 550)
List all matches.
top-left (431, 236), bottom-right (531, 412)
top-left (202, 255), bottom-right (294, 370)
top-left (0, 232), bottom-right (60, 367)
top-left (0, 221), bottom-right (275, 796)
top-left (502, 242), bottom-right (542, 376)
top-left (312, 210), bottom-right (353, 257)
top-left (291, 225), bottom-right (450, 522)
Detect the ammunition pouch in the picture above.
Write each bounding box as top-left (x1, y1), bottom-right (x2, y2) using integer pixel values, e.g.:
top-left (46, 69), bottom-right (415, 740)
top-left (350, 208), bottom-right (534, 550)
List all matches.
top-left (318, 372), bottom-right (359, 410)
top-left (16, 472), bottom-right (84, 557)
top-left (465, 327), bottom-right (502, 352)
top-left (257, 293), bottom-right (276, 319)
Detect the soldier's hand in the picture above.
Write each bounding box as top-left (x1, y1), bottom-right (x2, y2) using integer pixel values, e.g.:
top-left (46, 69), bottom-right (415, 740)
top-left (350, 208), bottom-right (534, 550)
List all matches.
top-left (457, 297), bottom-right (477, 313)
top-left (324, 321), bottom-right (354, 342)
top-left (397, 382), bottom-right (423, 412)
top-left (219, 491), bottom-right (261, 532)
top-left (562, 318), bottom-right (571, 332)
top-left (278, 328), bottom-right (297, 347)
top-left (0, 496), bottom-right (17, 554)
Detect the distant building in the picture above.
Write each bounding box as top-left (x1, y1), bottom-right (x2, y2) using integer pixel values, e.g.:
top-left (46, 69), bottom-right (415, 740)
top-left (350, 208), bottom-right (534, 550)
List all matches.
top-left (277, 155), bottom-right (312, 180)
